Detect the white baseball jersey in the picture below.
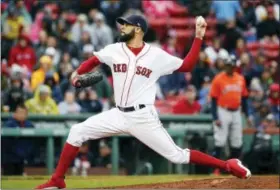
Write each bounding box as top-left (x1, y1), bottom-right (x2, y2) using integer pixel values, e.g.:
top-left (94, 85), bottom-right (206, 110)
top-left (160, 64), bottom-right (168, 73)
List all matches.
top-left (94, 42), bottom-right (183, 107)
top-left (67, 42), bottom-right (190, 166)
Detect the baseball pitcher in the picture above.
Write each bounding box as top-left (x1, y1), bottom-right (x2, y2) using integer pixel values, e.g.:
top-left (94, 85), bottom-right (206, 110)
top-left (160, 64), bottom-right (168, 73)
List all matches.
top-left (37, 15), bottom-right (251, 189)
top-left (210, 55), bottom-right (250, 170)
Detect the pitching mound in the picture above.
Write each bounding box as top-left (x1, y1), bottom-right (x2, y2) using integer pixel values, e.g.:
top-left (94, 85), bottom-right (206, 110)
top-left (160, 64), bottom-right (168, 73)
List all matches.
top-left (116, 176), bottom-right (279, 189)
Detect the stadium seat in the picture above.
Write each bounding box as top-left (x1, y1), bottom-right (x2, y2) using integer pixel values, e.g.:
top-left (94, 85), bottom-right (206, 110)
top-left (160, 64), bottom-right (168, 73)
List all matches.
top-left (248, 50), bottom-right (259, 57)
top-left (246, 42), bottom-right (260, 51)
top-left (168, 18), bottom-right (189, 29)
top-left (169, 4), bottom-right (188, 17)
top-left (261, 43), bottom-right (280, 51)
top-left (264, 50), bottom-right (279, 60)
top-left (205, 17), bottom-right (217, 28)
top-left (204, 30), bottom-right (216, 40)
top-left (147, 18), bottom-right (168, 40)
top-left (185, 17), bottom-right (196, 28)
top-left (174, 29), bottom-right (194, 52)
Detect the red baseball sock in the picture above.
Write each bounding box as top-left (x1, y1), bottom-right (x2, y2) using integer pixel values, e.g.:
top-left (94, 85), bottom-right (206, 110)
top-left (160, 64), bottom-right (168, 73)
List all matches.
top-left (53, 143), bottom-right (79, 178)
top-left (189, 150), bottom-right (227, 170)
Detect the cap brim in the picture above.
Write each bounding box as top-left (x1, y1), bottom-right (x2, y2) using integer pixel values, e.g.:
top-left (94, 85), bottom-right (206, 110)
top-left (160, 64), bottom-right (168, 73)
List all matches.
top-left (116, 17), bottom-right (133, 25)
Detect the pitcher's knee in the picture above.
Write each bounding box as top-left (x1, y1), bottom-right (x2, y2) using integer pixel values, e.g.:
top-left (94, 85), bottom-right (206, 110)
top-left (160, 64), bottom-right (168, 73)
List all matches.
top-left (166, 148), bottom-right (190, 164)
top-left (67, 123), bottom-right (88, 147)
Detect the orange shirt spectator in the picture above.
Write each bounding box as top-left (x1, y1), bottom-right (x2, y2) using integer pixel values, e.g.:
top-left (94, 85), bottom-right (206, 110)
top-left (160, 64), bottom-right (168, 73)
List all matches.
top-left (173, 85), bottom-right (201, 114)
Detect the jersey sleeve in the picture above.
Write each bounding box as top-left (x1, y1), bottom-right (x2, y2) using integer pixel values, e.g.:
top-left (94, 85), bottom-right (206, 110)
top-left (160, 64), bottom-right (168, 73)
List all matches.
top-left (210, 76), bottom-right (220, 98)
top-left (93, 44), bottom-right (114, 66)
top-left (158, 49), bottom-right (183, 76)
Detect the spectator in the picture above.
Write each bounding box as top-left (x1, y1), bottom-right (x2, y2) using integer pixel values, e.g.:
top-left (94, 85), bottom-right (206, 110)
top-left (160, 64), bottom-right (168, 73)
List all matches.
top-left (1, 6), bottom-right (25, 41)
top-left (95, 140), bottom-right (125, 168)
top-left (25, 84), bottom-right (59, 115)
top-left (100, 0), bottom-right (125, 28)
top-left (198, 76), bottom-right (212, 113)
top-left (162, 32), bottom-right (180, 57)
top-left (223, 20), bottom-right (243, 52)
top-left (72, 142), bottom-right (93, 176)
top-left (238, 0), bottom-right (256, 28)
top-left (77, 89), bottom-right (103, 113)
top-left (91, 12), bottom-right (113, 51)
top-left (236, 52), bottom-right (254, 86)
top-left (260, 69), bottom-right (274, 93)
top-left (210, 0), bottom-right (242, 35)
top-left (188, 0), bottom-right (211, 17)
top-left (34, 30), bottom-right (48, 63)
top-left (8, 34), bottom-right (36, 73)
top-left (258, 113), bottom-right (279, 132)
top-left (2, 73), bottom-right (32, 112)
top-left (31, 55), bottom-right (59, 91)
top-left (172, 85), bottom-right (201, 114)
top-left (252, 101), bottom-right (271, 128)
top-left (71, 14), bottom-right (93, 44)
top-left (45, 36), bottom-right (61, 67)
top-left (77, 31), bottom-right (93, 57)
top-left (2, 104), bottom-right (34, 175)
top-left (257, 6), bottom-right (280, 41)
top-left (44, 72), bottom-right (63, 103)
top-left (268, 83), bottom-right (280, 123)
top-left (82, 44), bottom-right (95, 61)
top-left (142, 0), bottom-right (174, 18)
top-left (191, 51), bottom-right (213, 90)
top-left (30, 11), bottom-right (45, 44)
top-left (251, 52), bottom-right (266, 78)
top-left (211, 56), bottom-right (226, 75)
top-left (158, 72), bottom-right (187, 98)
top-left (233, 38), bottom-right (247, 58)
top-left (204, 38), bottom-right (229, 66)
top-left (58, 52), bottom-right (75, 80)
top-left (58, 91), bottom-right (81, 114)
top-left (255, 0), bottom-right (280, 23)
top-left (58, 29), bottom-right (79, 59)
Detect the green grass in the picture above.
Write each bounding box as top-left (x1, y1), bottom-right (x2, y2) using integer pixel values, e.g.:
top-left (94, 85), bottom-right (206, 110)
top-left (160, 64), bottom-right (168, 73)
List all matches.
top-left (1, 175), bottom-right (220, 189)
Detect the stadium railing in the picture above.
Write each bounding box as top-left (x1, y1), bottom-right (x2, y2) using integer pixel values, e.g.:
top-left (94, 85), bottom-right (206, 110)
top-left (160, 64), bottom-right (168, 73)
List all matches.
top-left (1, 113), bottom-right (279, 175)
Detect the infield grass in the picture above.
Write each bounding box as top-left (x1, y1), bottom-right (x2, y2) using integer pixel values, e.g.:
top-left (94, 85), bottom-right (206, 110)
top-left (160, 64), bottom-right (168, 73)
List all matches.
top-left (1, 175), bottom-right (222, 189)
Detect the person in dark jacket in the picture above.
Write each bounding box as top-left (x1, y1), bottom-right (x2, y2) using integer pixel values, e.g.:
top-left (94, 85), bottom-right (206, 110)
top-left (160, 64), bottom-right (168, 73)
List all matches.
top-left (77, 88), bottom-right (103, 113)
top-left (44, 71), bottom-right (63, 103)
top-left (2, 104), bottom-right (34, 175)
top-left (2, 73), bottom-right (32, 112)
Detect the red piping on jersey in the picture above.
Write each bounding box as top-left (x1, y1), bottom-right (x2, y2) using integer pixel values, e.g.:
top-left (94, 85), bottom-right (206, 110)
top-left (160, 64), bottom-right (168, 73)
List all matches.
top-left (124, 45), bottom-right (151, 106)
top-left (120, 43), bottom-right (131, 106)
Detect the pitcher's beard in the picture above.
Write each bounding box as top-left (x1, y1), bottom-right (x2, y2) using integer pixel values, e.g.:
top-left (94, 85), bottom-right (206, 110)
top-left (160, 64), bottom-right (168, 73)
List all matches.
top-left (118, 30), bottom-right (135, 42)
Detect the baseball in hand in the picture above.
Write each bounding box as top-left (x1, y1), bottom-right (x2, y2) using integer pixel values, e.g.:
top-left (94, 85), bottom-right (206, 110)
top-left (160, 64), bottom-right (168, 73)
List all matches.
top-left (195, 16), bottom-right (207, 39)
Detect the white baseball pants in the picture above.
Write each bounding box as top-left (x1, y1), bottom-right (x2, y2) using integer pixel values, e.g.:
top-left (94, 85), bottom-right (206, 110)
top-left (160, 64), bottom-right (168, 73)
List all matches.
top-left (67, 105), bottom-right (190, 164)
top-left (213, 107), bottom-right (243, 148)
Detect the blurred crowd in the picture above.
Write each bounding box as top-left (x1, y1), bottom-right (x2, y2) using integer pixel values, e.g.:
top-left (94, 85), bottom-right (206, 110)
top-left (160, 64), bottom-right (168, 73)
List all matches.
top-left (1, 0), bottom-right (279, 127)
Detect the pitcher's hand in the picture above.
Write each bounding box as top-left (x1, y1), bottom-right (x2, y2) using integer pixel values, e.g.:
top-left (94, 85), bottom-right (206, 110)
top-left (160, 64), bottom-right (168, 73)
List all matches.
top-left (195, 16), bottom-right (207, 40)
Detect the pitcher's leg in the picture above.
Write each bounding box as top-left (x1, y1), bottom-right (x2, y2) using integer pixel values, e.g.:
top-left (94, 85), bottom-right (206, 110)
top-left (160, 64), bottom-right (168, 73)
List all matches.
top-left (36, 108), bottom-right (127, 189)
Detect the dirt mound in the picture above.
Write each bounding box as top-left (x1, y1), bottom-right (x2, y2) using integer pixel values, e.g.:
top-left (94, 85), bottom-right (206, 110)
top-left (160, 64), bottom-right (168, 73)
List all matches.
top-left (117, 176), bottom-right (279, 189)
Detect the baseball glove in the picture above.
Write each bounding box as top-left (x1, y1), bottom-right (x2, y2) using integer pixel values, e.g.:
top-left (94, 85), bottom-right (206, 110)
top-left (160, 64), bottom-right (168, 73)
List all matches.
top-left (74, 71), bottom-right (103, 88)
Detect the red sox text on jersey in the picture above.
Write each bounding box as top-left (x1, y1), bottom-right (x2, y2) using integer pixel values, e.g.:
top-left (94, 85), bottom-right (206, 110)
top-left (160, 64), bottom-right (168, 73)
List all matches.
top-left (113, 63), bottom-right (152, 78)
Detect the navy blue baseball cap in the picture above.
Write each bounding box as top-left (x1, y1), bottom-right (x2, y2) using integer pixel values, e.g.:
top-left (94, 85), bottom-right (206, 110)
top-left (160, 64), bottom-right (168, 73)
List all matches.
top-left (116, 14), bottom-right (148, 34)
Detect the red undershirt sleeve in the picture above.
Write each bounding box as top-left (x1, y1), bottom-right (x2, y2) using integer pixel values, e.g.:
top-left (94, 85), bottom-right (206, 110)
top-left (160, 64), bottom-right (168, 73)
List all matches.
top-left (77, 56), bottom-right (101, 75)
top-left (177, 38), bottom-right (203, 72)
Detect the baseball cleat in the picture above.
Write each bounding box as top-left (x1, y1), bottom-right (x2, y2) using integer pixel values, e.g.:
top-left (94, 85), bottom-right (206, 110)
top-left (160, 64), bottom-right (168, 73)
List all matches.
top-left (35, 176), bottom-right (66, 189)
top-left (226, 159), bottom-right (251, 179)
